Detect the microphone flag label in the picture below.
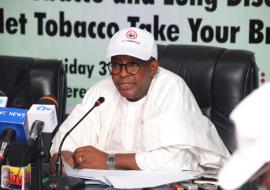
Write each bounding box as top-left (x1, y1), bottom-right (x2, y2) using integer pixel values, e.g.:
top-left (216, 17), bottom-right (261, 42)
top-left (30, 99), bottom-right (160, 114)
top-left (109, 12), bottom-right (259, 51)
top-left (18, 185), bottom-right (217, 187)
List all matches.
top-left (27, 104), bottom-right (58, 133)
top-left (1, 164), bottom-right (31, 190)
top-left (0, 108), bottom-right (28, 142)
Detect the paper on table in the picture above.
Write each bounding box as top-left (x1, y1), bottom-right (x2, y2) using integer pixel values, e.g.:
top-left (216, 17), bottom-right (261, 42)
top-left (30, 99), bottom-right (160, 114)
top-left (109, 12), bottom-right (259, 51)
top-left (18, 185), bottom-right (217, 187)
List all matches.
top-left (63, 161), bottom-right (201, 189)
top-left (107, 170), bottom-right (201, 189)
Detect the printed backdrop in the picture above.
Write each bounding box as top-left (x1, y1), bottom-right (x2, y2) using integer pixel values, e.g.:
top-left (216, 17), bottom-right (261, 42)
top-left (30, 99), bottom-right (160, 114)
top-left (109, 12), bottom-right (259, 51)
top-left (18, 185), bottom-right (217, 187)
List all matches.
top-left (0, 0), bottom-right (269, 113)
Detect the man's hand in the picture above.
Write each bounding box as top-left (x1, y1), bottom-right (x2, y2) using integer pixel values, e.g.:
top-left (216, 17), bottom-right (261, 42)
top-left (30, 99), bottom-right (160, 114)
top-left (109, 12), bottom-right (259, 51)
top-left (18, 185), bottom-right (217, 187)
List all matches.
top-left (73, 146), bottom-right (108, 169)
top-left (50, 151), bottom-right (75, 174)
top-left (256, 169), bottom-right (270, 189)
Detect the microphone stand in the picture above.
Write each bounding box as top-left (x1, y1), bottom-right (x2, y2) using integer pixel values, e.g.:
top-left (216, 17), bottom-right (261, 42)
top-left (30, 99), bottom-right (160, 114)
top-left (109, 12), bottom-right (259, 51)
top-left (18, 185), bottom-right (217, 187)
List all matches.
top-left (37, 135), bottom-right (45, 190)
top-left (45, 97), bottom-right (104, 190)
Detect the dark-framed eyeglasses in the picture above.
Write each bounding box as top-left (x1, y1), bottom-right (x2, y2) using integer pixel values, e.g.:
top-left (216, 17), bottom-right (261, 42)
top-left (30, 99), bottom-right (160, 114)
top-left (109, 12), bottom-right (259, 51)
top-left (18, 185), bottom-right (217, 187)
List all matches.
top-left (107, 61), bottom-right (149, 75)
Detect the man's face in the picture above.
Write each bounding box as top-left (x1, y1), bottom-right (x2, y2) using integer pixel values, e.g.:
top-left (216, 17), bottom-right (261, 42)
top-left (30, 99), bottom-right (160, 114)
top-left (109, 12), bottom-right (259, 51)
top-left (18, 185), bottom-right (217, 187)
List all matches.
top-left (2, 169), bottom-right (10, 187)
top-left (111, 55), bottom-right (159, 101)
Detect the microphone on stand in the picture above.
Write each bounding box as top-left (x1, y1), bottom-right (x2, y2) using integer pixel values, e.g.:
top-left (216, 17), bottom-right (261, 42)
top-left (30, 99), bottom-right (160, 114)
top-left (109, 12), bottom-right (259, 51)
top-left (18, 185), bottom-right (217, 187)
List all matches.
top-left (26, 96), bottom-right (57, 190)
top-left (0, 107), bottom-right (28, 144)
top-left (0, 107), bottom-right (31, 190)
top-left (45, 97), bottom-right (105, 190)
top-left (27, 95), bottom-right (58, 163)
top-left (27, 120), bottom-right (44, 190)
top-left (27, 120), bottom-right (44, 147)
top-left (0, 129), bottom-right (16, 163)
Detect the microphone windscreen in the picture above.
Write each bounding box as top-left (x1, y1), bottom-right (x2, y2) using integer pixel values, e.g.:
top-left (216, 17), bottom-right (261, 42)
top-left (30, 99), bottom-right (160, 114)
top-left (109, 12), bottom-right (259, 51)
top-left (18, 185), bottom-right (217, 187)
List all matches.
top-left (0, 107), bottom-right (29, 143)
top-left (27, 120), bottom-right (44, 147)
top-left (1, 128), bottom-right (16, 143)
top-left (95, 97), bottom-right (105, 106)
top-left (0, 129), bottom-right (17, 161)
top-left (98, 97), bottom-right (105, 104)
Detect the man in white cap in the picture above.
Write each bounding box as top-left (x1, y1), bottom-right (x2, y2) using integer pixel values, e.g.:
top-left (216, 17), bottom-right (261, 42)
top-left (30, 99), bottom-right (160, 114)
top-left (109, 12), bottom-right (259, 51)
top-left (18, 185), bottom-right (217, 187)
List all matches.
top-left (50, 27), bottom-right (229, 172)
top-left (219, 83), bottom-right (270, 190)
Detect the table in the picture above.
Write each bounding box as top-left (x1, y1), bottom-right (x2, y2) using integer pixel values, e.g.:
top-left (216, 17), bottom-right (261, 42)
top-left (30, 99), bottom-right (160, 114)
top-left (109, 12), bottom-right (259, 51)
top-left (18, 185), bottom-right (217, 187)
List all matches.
top-left (32, 163), bottom-right (258, 190)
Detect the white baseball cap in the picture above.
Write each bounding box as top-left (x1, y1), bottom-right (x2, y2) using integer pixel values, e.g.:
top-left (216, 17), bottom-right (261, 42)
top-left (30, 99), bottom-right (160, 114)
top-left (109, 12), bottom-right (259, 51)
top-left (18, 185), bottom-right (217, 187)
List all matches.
top-left (106, 27), bottom-right (157, 61)
top-left (219, 82), bottom-right (270, 190)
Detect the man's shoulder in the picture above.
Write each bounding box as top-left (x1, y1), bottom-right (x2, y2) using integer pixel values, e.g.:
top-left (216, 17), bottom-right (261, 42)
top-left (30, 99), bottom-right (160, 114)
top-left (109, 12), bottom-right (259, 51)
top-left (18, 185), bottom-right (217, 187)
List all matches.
top-left (156, 67), bottom-right (187, 87)
top-left (150, 67), bottom-right (193, 100)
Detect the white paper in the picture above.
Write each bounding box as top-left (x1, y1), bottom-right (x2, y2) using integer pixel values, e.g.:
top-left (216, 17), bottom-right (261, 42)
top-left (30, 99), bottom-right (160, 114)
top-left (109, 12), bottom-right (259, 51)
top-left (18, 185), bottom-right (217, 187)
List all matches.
top-left (63, 161), bottom-right (201, 189)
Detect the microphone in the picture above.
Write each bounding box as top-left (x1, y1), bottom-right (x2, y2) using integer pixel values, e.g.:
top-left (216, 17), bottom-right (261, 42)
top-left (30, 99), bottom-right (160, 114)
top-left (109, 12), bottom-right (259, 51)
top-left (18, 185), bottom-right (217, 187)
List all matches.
top-left (27, 120), bottom-right (44, 147)
top-left (5, 121), bottom-right (44, 190)
top-left (27, 95), bottom-right (58, 133)
top-left (0, 107), bottom-right (28, 143)
top-left (45, 97), bottom-right (105, 190)
top-left (56, 96), bottom-right (105, 175)
top-left (0, 90), bottom-right (8, 108)
top-left (0, 128), bottom-right (16, 161)
top-left (0, 107), bottom-right (29, 167)
top-left (1, 128), bottom-right (32, 190)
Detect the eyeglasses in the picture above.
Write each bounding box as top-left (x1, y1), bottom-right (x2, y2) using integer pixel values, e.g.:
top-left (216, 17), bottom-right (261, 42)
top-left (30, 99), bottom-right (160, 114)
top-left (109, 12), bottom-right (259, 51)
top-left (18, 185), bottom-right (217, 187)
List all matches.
top-left (107, 61), bottom-right (149, 75)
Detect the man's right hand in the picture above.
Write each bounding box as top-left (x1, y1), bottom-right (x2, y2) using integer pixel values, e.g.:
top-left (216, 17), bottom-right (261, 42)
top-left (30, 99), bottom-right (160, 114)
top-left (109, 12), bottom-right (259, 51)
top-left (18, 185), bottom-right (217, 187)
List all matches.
top-left (50, 151), bottom-right (75, 174)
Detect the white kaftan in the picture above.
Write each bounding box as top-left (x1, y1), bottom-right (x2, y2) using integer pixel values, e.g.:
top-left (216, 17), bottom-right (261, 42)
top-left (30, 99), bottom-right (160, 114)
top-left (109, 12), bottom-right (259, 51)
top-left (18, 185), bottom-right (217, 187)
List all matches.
top-left (51, 67), bottom-right (230, 171)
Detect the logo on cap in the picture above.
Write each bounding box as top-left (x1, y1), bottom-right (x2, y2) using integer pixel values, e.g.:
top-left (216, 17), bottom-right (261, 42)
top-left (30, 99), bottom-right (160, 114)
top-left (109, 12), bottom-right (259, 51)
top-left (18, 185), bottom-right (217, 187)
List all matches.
top-left (126, 30), bottom-right (137, 39)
